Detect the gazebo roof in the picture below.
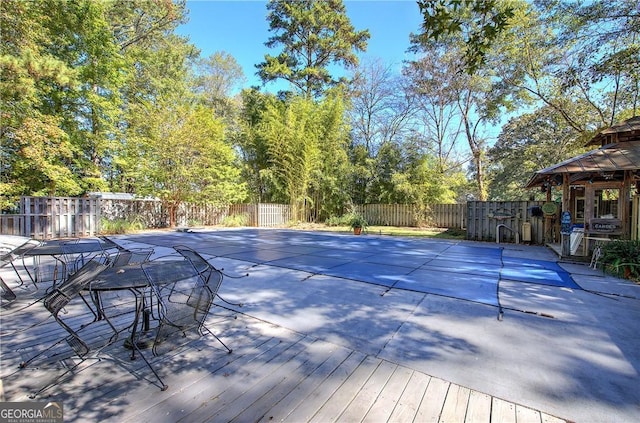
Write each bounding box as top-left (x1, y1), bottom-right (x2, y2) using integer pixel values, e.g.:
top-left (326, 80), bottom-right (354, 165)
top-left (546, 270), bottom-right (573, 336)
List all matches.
top-left (587, 116), bottom-right (640, 146)
top-left (525, 141), bottom-right (640, 188)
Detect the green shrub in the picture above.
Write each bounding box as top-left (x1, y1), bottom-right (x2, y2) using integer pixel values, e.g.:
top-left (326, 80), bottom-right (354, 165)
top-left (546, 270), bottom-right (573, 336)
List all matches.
top-left (600, 239), bottom-right (640, 280)
top-left (326, 214), bottom-right (351, 227)
top-left (325, 212), bottom-right (368, 228)
top-left (221, 213), bottom-right (249, 227)
top-left (187, 219), bottom-right (203, 227)
top-left (100, 216), bottom-right (145, 234)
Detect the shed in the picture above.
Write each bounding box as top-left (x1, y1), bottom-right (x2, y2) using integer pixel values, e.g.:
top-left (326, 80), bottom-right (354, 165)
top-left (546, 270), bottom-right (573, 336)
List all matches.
top-left (525, 116), bottom-right (640, 257)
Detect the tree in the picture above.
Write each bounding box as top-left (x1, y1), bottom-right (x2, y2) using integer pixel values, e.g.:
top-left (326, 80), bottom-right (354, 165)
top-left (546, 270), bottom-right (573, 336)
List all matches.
top-left (110, 3), bottom-right (195, 193)
top-left (407, 36), bottom-right (497, 201)
top-left (403, 49), bottom-right (467, 176)
top-left (136, 100), bottom-right (247, 227)
top-left (193, 51), bottom-right (245, 119)
top-left (256, 92), bottom-right (350, 220)
top-left (348, 58), bottom-right (413, 156)
top-left (257, 0), bottom-right (369, 98)
top-left (488, 0), bottom-right (639, 145)
top-left (235, 89), bottom-right (275, 203)
top-left (416, 0), bottom-right (514, 73)
top-left (0, 0), bottom-right (192, 206)
top-left (1, 0), bottom-right (91, 204)
top-left (488, 107), bottom-right (585, 200)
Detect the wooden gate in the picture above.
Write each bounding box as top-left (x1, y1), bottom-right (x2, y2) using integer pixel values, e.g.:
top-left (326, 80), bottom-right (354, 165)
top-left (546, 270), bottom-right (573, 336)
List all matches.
top-left (466, 201), bottom-right (546, 244)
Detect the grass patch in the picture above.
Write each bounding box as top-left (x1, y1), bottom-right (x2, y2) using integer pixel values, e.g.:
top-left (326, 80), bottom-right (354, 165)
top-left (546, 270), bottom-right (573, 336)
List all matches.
top-left (289, 222), bottom-right (466, 240)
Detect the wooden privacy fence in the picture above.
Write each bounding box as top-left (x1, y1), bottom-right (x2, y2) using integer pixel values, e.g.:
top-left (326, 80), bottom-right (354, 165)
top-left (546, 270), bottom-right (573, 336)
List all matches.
top-left (0, 197), bottom-right (293, 239)
top-left (354, 203), bottom-right (465, 228)
top-left (0, 197), bottom-right (100, 239)
top-left (226, 203), bottom-right (291, 227)
top-left (2, 196), bottom-right (585, 245)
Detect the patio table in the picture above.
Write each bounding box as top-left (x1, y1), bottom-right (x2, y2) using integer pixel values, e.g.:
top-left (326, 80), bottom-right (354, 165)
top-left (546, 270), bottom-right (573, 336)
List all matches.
top-left (88, 259), bottom-right (195, 358)
top-left (23, 238), bottom-right (117, 285)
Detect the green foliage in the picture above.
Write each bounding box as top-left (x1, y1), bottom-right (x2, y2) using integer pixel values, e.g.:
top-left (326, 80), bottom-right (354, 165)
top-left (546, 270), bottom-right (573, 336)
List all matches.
top-left (347, 212), bottom-right (368, 229)
top-left (257, 0), bottom-right (369, 98)
top-left (100, 216), bottom-right (145, 234)
top-left (487, 107), bottom-right (587, 200)
top-left (256, 93), bottom-right (349, 220)
top-left (600, 240), bottom-right (640, 280)
top-left (325, 214), bottom-right (350, 227)
top-left (325, 211), bottom-right (367, 229)
top-left (221, 213), bottom-right (249, 227)
top-left (416, 0), bottom-right (514, 73)
top-left (135, 100), bottom-right (248, 226)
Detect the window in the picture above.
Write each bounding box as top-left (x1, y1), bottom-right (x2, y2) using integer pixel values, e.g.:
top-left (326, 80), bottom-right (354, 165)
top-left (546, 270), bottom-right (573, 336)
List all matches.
top-left (594, 188), bottom-right (619, 219)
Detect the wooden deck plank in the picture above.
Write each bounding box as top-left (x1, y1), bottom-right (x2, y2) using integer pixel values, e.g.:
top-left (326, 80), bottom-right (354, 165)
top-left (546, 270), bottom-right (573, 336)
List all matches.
top-left (111, 330), bottom-right (297, 421)
top-left (465, 390), bottom-right (492, 423)
top-left (205, 337), bottom-right (322, 422)
top-left (116, 333), bottom-right (285, 422)
top-left (362, 364), bottom-right (414, 423)
top-left (307, 355), bottom-right (382, 423)
top-left (262, 348), bottom-right (364, 421)
top-left (415, 376), bottom-right (450, 422)
top-left (47, 322), bottom-right (253, 421)
top-left (282, 351), bottom-right (367, 422)
top-left (255, 345), bottom-right (353, 422)
top-left (515, 404), bottom-right (542, 423)
top-left (440, 384), bottom-right (471, 423)
top-left (386, 370), bottom-right (431, 423)
top-left (174, 334), bottom-right (312, 423)
top-left (11, 318), bottom-right (262, 420)
top-left (491, 397), bottom-right (516, 423)
top-left (227, 339), bottom-right (341, 423)
top-left (337, 359), bottom-right (397, 422)
top-left (541, 413), bottom-right (567, 423)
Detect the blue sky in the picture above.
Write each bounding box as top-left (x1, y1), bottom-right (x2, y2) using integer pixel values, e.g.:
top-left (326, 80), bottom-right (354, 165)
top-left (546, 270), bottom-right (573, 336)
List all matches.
top-left (177, 0), bottom-right (424, 92)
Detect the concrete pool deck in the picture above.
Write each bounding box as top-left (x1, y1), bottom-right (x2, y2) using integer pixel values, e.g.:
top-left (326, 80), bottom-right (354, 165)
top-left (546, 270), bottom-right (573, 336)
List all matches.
top-left (1, 228), bottom-right (638, 422)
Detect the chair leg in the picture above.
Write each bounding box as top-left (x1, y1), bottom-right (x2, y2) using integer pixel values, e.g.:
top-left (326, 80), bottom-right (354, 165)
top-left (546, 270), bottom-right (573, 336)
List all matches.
top-left (19, 337), bottom-right (68, 369)
top-left (0, 276), bottom-right (16, 302)
top-left (27, 359), bottom-right (85, 399)
top-left (132, 342), bottom-right (168, 391)
top-left (202, 325), bottom-right (232, 354)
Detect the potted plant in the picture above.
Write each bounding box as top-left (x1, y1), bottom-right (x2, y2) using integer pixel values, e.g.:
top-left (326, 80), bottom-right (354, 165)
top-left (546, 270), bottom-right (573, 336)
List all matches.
top-left (349, 213), bottom-right (368, 235)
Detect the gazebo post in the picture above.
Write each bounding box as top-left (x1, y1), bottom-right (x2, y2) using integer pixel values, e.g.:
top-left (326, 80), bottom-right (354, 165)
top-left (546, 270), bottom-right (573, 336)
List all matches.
top-left (561, 174), bottom-right (571, 256)
top-left (622, 170), bottom-right (632, 236)
top-left (544, 182), bottom-right (553, 244)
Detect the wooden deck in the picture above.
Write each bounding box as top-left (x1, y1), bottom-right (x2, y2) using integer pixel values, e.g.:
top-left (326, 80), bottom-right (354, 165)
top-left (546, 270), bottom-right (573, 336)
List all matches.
top-left (0, 291), bottom-right (569, 423)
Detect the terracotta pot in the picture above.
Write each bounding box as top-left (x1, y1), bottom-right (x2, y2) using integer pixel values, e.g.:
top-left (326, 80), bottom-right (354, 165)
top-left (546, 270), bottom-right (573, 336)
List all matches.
top-left (353, 227), bottom-right (362, 235)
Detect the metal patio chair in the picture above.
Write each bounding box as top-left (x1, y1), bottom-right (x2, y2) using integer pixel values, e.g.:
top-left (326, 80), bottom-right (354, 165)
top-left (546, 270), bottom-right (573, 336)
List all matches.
top-left (18, 257), bottom-right (109, 397)
top-left (19, 259), bottom-right (109, 366)
top-left (139, 257), bottom-right (232, 391)
top-left (0, 238), bottom-right (41, 294)
top-left (173, 245), bottom-right (246, 307)
top-left (61, 239), bottom-right (108, 278)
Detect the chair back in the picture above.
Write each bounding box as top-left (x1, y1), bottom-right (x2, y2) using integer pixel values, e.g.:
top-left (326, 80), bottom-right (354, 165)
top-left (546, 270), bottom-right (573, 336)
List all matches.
top-left (61, 239), bottom-right (105, 276)
top-left (111, 248), bottom-right (154, 267)
top-left (174, 245), bottom-right (209, 271)
top-left (42, 258), bottom-right (108, 358)
top-left (142, 259), bottom-right (222, 355)
top-left (44, 260), bottom-right (108, 316)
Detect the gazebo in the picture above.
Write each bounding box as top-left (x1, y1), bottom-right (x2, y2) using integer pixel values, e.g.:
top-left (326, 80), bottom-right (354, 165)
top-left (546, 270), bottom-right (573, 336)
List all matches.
top-left (525, 116), bottom-right (640, 257)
